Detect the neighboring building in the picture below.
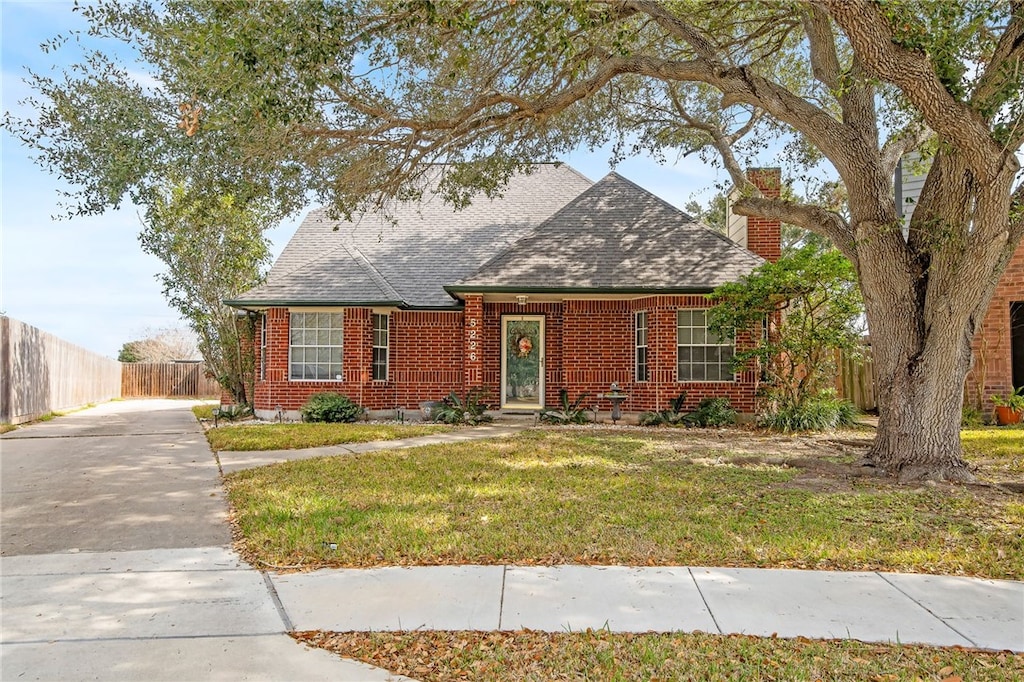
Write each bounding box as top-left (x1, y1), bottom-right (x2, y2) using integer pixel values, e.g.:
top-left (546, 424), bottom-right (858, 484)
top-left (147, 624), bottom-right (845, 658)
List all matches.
top-left (226, 164), bottom-right (782, 420)
top-left (966, 242), bottom-right (1024, 406)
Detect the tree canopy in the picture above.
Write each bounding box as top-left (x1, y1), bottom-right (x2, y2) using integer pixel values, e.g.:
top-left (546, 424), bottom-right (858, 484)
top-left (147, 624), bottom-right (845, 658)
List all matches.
top-left (5, 0), bottom-right (1023, 481)
top-left (118, 326), bottom-right (199, 362)
top-left (140, 186), bottom-right (273, 404)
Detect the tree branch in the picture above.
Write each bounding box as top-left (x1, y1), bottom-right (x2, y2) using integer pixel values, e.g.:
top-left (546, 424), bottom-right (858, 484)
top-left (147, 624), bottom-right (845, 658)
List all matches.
top-left (731, 195), bottom-right (856, 265)
top-left (306, 50), bottom-right (866, 186)
top-left (819, 0), bottom-right (1005, 176)
top-left (621, 0), bottom-right (717, 57)
top-left (802, 6), bottom-right (841, 90)
top-left (879, 124), bottom-right (934, 178)
top-left (972, 3), bottom-right (1024, 114)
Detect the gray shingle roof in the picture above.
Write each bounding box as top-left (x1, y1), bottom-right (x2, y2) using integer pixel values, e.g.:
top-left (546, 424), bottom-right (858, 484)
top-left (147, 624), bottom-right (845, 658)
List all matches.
top-left (228, 164), bottom-right (593, 308)
top-left (450, 173), bottom-right (764, 293)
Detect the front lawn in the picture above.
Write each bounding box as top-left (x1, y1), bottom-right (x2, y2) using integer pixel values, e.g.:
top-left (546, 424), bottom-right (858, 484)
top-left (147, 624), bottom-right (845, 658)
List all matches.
top-left (204, 422), bottom-right (455, 451)
top-left (297, 630), bottom-right (1024, 682)
top-left (225, 429), bottom-right (1023, 578)
top-left (962, 424), bottom-right (1024, 474)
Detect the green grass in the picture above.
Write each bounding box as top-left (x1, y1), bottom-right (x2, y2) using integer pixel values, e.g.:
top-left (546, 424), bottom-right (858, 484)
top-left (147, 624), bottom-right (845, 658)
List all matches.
top-left (298, 630), bottom-right (1024, 682)
top-left (225, 430), bottom-right (1023, 578)
top-left (192, 404), bottom-right (217, 420)
top-left (962, 424), bottom-right (1024, 474)
top-left (206, 421), bottom-right (455, 451)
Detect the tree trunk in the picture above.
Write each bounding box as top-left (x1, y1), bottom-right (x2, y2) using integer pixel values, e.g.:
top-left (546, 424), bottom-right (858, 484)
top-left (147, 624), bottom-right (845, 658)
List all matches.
top-left (867, 300), bottom-right (975, 482)
top-left (853, 149), bottom-right (1018, 483)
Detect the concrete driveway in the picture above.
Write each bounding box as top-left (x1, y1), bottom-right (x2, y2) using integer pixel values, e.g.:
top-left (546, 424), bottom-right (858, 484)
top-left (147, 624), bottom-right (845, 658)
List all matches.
top-left (0, 399), bottom-right (403, 681)
top-left (2, 399), bottom-right (229, 555)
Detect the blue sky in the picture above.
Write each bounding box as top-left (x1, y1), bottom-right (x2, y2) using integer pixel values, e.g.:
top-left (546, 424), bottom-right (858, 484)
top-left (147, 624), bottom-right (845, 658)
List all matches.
top-left (1, 1), bottom-right (727, 358)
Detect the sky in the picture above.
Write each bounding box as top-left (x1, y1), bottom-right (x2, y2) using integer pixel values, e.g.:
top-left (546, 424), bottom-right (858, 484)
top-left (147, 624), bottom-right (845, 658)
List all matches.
top-left (1, 1), bottom-right (729, 359)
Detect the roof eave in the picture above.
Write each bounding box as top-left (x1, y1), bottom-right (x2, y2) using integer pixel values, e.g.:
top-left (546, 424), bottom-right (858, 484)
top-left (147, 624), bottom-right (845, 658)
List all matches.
top-left (223, 298), bottom-right (407, 309)
top-left (445, 285), bottom-right (716, 297)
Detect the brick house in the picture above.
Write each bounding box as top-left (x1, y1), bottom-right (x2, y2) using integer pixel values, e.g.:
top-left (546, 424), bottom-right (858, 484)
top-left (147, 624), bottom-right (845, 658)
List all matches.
top-left (226, 165), bottom-right (781, 420)
top-left (966, 240), bottom-right (1024, 407)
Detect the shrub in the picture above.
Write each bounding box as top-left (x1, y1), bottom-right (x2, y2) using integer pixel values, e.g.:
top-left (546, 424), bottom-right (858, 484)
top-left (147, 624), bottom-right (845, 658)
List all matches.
top-left (961, 404), bottom-right (986, 428)
top-left (433, 388), bottom-right (492, 425)
top-left (638, 392), bottom-right (688, 427)
top-left (211, 404), bottom-right (252, 422)
top-left (540, 389), bottom-right (591, 424)
top-left (300, 393), bottom-right (363, 423)
top-left (758, 395), bottom-right (859, 432)
top-left (684, 397), bottom-right (737, 427)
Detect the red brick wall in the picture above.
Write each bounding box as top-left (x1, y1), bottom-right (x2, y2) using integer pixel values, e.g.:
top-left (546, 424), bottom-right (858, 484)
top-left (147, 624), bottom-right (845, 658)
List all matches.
top-left (747, 168), bottom-right (782, 263)
top-left (253, 297), bottom-right (765, 415)
top-left (253, 307), bottom-right (463, 413)
top-left (480, 297), bottom-right (760, 414)
top-left (463, 295), bottom-right (484, 388)
top-left (966, 241), bottom-right (1024, 407)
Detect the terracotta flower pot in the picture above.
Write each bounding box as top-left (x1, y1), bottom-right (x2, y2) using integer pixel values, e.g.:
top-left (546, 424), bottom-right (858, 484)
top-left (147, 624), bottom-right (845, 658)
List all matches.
top-left (994, 405), bottom-right (1023, 425)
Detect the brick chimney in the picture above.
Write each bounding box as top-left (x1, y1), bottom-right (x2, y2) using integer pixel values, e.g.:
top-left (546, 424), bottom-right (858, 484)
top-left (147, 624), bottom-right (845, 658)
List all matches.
top-left (726, 167), bottom-right (782, 263)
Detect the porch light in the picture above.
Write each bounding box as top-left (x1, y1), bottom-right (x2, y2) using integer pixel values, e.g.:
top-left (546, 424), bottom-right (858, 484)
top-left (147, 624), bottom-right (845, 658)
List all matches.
top-left (516, 295), bottom-right (529, 306)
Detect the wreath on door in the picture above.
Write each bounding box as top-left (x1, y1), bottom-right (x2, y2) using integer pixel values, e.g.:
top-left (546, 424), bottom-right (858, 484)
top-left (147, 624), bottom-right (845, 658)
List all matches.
top-left (516, 335), bottom-right (534, 357)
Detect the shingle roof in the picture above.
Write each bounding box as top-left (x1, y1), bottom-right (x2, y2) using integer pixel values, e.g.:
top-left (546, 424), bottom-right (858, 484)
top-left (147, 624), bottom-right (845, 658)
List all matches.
top-left (450, 173), bottom-right (764, 293)
top-left (227, 164), bottom-right (593, 308)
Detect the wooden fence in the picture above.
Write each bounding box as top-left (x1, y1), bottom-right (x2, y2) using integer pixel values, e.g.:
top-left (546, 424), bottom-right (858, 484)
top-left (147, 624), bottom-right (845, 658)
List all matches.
top-left (121, 362), bottom-right (221, 398)
top-left (1, 316), bottom-right (122, 424)
top-left (836, 346), bottom-right (876, 412)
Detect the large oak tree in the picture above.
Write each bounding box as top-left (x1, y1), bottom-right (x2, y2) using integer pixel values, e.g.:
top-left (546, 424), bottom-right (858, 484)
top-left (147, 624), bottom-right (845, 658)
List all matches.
top-left (5, 0), bottom-right (1023, 480)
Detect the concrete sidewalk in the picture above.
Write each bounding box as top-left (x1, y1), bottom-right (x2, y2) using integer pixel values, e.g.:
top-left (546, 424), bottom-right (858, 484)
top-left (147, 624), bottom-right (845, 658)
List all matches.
top-left (268, 564), bottom-right (1023, 652)
top-left (1, 547), bottom-right (408, 681)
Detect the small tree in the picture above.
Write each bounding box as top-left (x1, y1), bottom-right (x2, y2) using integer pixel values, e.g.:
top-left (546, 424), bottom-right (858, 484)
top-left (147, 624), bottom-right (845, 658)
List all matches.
top-left (140, 185), bottom-right (272, 405)
top-left (708, 245), bottom-right (864, 423)
top-left (118, 327), bottom-right (199, 363)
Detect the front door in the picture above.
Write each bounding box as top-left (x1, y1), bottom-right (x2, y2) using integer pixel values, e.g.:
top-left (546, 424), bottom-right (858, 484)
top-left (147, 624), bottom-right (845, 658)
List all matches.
top-left (502, 315), bottom-right (545, 409)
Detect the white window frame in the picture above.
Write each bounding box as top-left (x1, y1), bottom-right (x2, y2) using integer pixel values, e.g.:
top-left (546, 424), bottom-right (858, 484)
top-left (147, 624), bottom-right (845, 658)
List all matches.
top-left (289, 311), bottom-right (344, 381)
top-left (676, 309), bottom-right (735, 382)
top-left (635, 311), bottom-right (649, 382)
top-left (371, 313), bottom-right (389, 382)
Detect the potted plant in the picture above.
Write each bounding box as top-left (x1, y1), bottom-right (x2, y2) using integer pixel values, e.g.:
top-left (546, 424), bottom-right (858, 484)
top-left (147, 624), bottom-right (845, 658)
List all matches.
top-left (991, 387), bottom-right (1024, 425)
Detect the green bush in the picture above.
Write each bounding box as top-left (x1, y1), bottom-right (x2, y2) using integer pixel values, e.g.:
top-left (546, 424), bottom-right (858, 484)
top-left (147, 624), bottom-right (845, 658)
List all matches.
top-left (209, 404), bottom-right (252, 422)
top-left (638, 392), bottom-right (688, 426)
top-left (758, 395), bottom-right (858, 432)
top-left (433, 388), bottom-right (492, 425)
top-left (300, 393), bottom-right (363, 423)
top-left (540, 389), bottom-right (591, 424)
top-left (961, 404), bottom-right (986, 427)
top-left (684, 397), bottom-right (737, 427)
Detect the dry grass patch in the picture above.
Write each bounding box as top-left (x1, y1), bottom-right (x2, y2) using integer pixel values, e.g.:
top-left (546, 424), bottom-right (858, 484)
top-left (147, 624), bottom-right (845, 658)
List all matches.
top-left (296, 630), bottom-right (1024, 682)
top-left (225, 429), bottom-right (1023, 578)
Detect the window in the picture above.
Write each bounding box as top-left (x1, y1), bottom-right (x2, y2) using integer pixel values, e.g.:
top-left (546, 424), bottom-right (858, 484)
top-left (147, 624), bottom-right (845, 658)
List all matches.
top-left (289, 312), bottom-right (343, 381)
top-left (635, 311), bottom-right (649, 382)
top-left (372, 313), bottom-right (389, 381)
top-left (677, 309), bottom-right (734, 382)
top-left (259, 313), bottom-right (268, 381)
